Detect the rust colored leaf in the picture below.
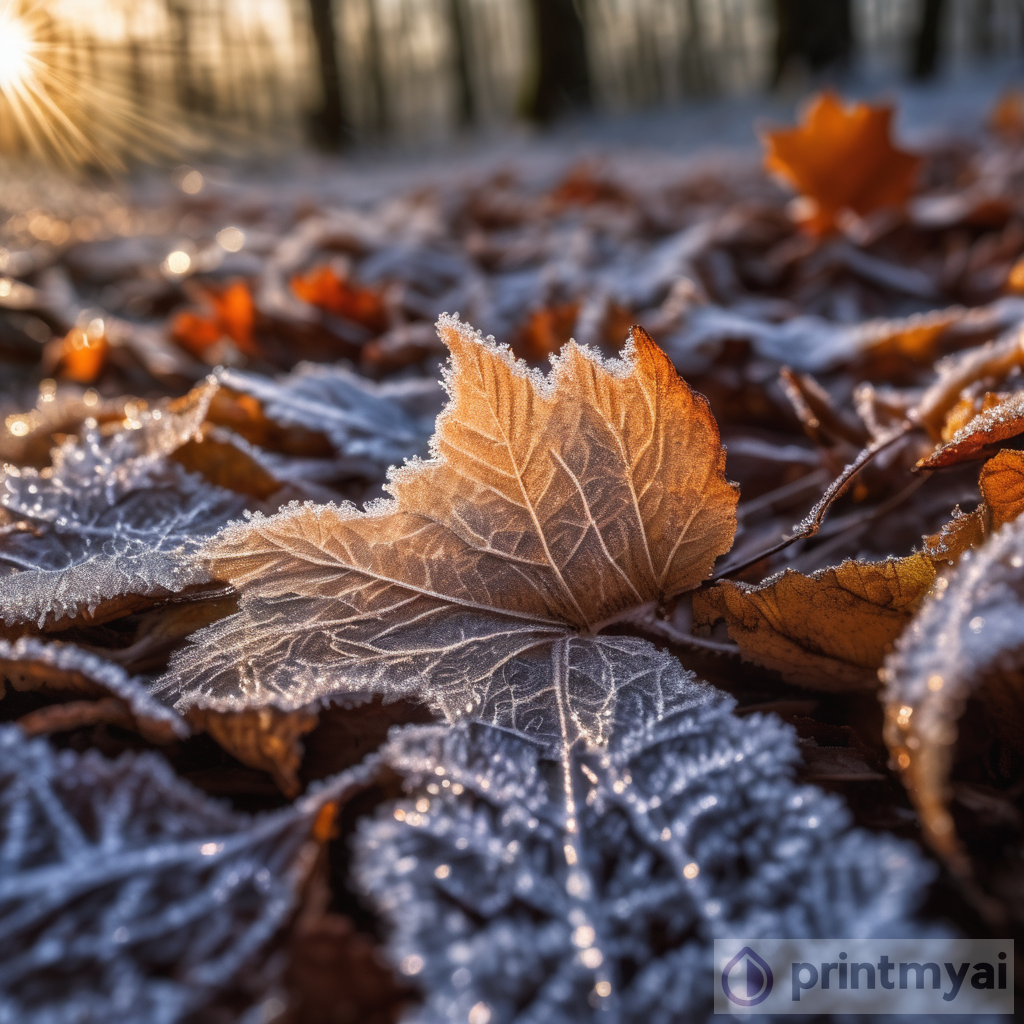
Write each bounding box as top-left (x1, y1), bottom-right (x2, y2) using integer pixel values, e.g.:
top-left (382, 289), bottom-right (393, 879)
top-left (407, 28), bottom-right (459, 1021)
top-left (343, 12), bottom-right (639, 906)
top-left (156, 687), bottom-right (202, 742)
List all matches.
top-left (989, 87), bottom-right (1024, 140)
top-left (980, 449), bottom-right (1024, 530)
top-left (171, 281), bottom-right (258, 359)
top-left (511, 301), bottom-right (580, 362)
top-left (186, 705), bottom-right (319, 797)
top-left (918, 391), bottom-right (1024, 468)
top-left (762, 92), bottom-right (921, 235)
top-left (693, 554), bottom-right (937, 690)
top-left (49, 324), bottom-right (108, 384)
top-left (158, 315), bottom-right (738, 754)
top-left (549, 165), bottom-right (629, 207)
top-left (290, 264), bottom-right (388, 334)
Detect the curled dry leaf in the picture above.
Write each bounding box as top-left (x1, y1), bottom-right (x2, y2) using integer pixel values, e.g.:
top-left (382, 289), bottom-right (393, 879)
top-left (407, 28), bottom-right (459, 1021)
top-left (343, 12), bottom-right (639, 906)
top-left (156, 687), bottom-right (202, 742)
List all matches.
top-left (698, 449), bottom-right (1024, 689)
top-left (761, 92), bottom-right (921, 235)
top-left (158, 316), bottom-right (738, 754)
top-left (912, 326), bottom-right (1024, 439)
top-left (0, 636), bottom-right (186, 743)
top-left (185, 705), bottom-right (319, 798)
top-left (694, 554), bottom-right (937, 690)
top-left (917, 390), bottom-right (1024, 468)
top-left (0, 726), bottom-right (378, 1024)
top-left (882, 515), bottom-right (1024, 873)
top-left (923, 449), bottom-right (1024, 561)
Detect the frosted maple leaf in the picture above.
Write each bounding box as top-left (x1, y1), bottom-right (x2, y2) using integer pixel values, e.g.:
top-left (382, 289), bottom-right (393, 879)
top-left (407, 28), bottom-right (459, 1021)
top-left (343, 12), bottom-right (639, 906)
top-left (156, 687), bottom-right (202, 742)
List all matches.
top-left (356, 673), bottom-right (937, 1023)
top-left (0, 725), bottom-right (377, 1024)
top-left (157, 315), bottom-right (738, 757)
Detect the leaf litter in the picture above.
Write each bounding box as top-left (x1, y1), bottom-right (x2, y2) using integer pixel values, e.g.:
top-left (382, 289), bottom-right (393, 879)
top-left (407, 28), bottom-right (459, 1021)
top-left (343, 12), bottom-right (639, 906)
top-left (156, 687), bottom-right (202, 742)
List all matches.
top-left (4, 90), bottom-right (1024, 1019)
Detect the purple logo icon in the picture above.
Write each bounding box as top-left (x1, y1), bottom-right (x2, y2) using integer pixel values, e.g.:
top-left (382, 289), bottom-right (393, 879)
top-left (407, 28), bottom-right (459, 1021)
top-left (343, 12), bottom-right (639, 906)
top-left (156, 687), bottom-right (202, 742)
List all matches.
top-left (722, 946), bottom-right (774, 1007)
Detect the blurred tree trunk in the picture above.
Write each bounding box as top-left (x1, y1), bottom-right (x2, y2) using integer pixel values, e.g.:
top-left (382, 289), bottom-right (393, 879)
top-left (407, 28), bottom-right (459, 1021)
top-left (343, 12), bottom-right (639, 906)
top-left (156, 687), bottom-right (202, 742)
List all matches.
top-left (366, 0), bottom-right (389, 137)
top-left (910, 0), bottom-right (945, 80)
top-left (771, 0), bottom-right (852, 87)
top-left (678, 0), bottom-right (715, 96)
top-left (447, 0), bottom-right (475, 127)
top-left (523, 0), bottom-right (591, 123)
top-left (307, 0), bottom-right (347, 148)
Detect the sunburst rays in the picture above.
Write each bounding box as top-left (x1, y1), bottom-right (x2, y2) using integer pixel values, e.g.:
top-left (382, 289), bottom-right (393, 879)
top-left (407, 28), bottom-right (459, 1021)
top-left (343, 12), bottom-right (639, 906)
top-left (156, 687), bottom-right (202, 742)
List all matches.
top-left (0, 0), bottom-right (192, 171)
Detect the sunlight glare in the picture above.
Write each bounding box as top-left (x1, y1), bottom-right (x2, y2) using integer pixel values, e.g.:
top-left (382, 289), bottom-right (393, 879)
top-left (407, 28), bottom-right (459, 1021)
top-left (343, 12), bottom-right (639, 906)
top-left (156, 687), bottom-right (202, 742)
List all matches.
top-left (0, 9), bottom-right (34, 93)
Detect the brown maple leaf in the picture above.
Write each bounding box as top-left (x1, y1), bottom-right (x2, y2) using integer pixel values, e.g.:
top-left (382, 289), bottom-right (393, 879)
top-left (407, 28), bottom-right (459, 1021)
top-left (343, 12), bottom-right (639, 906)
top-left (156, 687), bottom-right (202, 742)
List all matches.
top-left (157, 315), bottom-right (737, 754)
top-left (694, 554), bottom-right (937, 690)
top-left (762, 91), bottom-right (921, 236)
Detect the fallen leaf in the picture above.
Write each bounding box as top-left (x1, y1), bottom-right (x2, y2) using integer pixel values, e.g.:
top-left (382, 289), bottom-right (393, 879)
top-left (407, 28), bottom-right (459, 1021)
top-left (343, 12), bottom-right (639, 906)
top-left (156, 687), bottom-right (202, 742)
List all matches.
top-left (290, 265), bottom-right (388, 334)
top-left (511, 301), bottom-right (579, 361)
top-left (917, 390), bottom-right (1024, 468)
top-left (693, 554), bottom-right (937, 690)
top-left (762, 92), bottom-right (921, 235)
top-left (186, 705), bottom-right (320, 797)
top-left (0, 636), bottom-right (186, 743)
top-left (989, 87), bottom-right (1024, 140)
top-left (0, 725), bottom-right (377, 1022)
top-left (157, 315), bottom-right (738, 760)
top-left (171, 280), bottom-right (258, 359)
top-left (882, 515), bottom-right (1024, 874)
top-left (48, 322), bottom-right (109, 384)
top-left (356, 710), bottom-right (933, 1021)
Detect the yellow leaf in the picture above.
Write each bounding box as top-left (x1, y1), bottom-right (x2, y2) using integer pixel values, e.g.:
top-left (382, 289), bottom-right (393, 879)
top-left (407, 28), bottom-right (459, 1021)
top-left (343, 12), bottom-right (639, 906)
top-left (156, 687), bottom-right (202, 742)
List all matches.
top-left (693, 554), bottom-right (936, 690)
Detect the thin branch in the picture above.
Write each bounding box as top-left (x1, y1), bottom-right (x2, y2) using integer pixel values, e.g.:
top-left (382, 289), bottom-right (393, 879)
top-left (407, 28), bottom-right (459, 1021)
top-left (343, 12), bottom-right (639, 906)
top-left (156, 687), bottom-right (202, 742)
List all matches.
top-left (713, 423), bottom-right (912, 581)
top-left (628, 612), bottom-right (740, 655)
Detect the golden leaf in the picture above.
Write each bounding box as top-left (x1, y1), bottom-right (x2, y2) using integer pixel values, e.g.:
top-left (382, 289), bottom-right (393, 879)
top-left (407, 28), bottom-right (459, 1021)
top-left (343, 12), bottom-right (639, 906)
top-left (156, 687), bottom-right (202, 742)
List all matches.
top-left (762, 92), bottom-right (921, 235)
top-left (918, 391), bottom-right (1024, 468)
top-left (158, 316), bottom-right (737, 753)
top-left (693, 554), bottom-right (937, 690)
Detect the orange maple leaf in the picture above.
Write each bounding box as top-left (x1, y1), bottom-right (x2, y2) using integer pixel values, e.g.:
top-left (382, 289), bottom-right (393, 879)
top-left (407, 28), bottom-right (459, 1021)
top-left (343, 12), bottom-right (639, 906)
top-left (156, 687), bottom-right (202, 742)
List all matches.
top-left (762, 92), bottom-right (921, 235)
top-left (171, 280), bottom-right (258, 358)
top-left (52, 322), bottom-right (109, 383)
top-left (290, 265), bottom-right (388, 334)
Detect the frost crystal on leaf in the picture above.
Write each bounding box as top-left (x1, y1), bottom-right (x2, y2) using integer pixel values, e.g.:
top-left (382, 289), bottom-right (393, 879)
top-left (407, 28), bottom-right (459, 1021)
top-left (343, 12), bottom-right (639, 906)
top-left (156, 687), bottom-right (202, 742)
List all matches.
top-left (0, 636), bottom-right (187, 742)
top-left (356, 676), bottom-right (934, 1024)
top-left (0, 726), bottom-right (376, 1024)
top-left (0, 384), bottom-right (246, 626)
top-left (158, 315), bottom-right (737, 752)
top-left (883, 515), bottom-right (1024, 866)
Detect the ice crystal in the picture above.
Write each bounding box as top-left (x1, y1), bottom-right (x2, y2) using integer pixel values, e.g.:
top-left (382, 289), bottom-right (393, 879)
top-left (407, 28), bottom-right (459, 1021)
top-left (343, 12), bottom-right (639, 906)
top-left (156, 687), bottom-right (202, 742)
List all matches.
top-left (0, 386), bottom-right (246, 626)
top-left (356, 677), bottom-right (935, 1024)
top-left (0, 726), bottom-right (377, 1024)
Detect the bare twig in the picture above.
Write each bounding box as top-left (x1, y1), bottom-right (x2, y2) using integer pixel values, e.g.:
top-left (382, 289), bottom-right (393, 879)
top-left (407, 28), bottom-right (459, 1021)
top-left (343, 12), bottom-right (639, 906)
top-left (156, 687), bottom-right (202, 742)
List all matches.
top-left (713, 424), bottom-right (913, 581)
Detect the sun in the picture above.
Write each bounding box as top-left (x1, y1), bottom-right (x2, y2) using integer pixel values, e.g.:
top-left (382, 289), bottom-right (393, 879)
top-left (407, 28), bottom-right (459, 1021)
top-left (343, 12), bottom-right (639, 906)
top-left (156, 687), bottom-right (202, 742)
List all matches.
top-left (0, 7), bottom-right (34, 93)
